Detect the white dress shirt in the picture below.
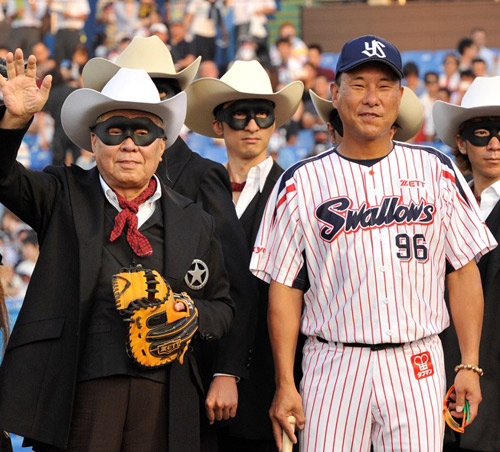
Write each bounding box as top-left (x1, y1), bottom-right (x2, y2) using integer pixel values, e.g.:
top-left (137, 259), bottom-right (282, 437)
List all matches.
top-left (100, 174), bottom-right (162, 228)
top-left (230, 156), bottom-right (274, 219)
top-left (478, 179), bottom-right (500, 221)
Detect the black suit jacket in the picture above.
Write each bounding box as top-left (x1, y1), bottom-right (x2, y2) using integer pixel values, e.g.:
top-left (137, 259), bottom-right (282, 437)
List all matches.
top-left (227, 161), bottom-right (287, 440)
top-left (0, 127), bottom-right (234, 452)
top-left (158, 138), bottom-right (259, 380)
top-left (441, 197), bottom-right (500, 451)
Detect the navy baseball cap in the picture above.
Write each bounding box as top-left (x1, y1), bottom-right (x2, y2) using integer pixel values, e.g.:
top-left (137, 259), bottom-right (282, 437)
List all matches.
top-left (336, 35), bottom-right (404, 79)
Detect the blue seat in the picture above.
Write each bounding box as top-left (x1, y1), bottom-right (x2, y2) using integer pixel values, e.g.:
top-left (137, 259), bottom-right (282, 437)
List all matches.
top-left (202, 145), bottom-right (227, 164)
top-left (402, 50), bottom-right (437, 76)
top-left (295, 129), bottom-right (315, 152)
top-left (321, 53), bottom-right (339, 72)
top-left (278, 145), bottom-right (309, 169)
top-left (185, 133), bottom-right (213, 155)
top-left (29, 147), bottom-right (53, 170)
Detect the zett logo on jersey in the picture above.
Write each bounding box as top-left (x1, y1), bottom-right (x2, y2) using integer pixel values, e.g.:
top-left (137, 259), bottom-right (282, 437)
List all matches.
top-left (400, 179), bottom-right (426, 188)
top-left (315, 196), bottom-right (435, 242)
top-left (411, 351), bottom-right (434, 380)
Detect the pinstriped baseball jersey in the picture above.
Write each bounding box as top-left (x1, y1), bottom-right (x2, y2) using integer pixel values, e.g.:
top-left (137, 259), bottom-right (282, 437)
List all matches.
top-left (250, 143), bottom-right (497, 344)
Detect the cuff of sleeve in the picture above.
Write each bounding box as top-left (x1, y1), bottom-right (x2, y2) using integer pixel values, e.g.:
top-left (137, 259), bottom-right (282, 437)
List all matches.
top-left (213, 373), bottom-right (241, 383)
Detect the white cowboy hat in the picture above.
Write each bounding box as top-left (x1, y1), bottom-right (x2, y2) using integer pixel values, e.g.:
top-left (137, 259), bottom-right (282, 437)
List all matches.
top-left (433, 76), bottom-right (500, 148)
top-left (309, 86), bottom-right (424, 142)
top-left (185, 60), bottom-right (304, 138)
top-left (82, 35), bottom-right (201, 92)
top-left (61, 68), bottom-right (187, 152)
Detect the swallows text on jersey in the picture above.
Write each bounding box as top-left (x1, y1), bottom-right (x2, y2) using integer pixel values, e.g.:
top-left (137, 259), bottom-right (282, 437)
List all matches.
top-left (315, 196), bottom-right (435, 242)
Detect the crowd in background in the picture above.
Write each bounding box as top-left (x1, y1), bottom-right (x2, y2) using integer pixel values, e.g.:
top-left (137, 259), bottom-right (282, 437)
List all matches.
top-left (0, 0), bottom-right (499, 304)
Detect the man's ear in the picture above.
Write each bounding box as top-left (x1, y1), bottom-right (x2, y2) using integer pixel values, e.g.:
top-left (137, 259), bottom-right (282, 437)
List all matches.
top-left (456, 135), bottom-right (467, 155)
top-left (90, 132), bottom-right (97, 152)
top-left (212, 119), bottom-right (224, 137)
top-left (331, 82), bottom-right (340, 110)
top-left (159, 137), bottom-right (166, 160)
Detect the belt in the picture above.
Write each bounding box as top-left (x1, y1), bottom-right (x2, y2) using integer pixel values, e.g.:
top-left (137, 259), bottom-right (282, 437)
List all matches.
top-left (316, 336), bottom-right (405, 351)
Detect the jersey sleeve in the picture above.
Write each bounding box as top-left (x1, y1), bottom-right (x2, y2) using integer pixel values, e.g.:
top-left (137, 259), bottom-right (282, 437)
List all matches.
top-left (443, 162), bottom-right (497, 270)
top-left (250, 173), bottom-right (307, 289)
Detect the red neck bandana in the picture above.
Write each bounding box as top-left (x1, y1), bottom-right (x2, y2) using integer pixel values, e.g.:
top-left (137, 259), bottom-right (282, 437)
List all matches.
top-left (109, 178), bottom-right (157, 256)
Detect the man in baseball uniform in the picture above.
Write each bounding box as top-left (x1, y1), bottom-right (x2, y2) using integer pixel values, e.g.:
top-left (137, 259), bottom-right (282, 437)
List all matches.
top-left (185, 60), bottom-right (303, 451)
top-left (434, 76), bottom-right (500, 452)
top-left (250, 35), bottom-right (497, 452)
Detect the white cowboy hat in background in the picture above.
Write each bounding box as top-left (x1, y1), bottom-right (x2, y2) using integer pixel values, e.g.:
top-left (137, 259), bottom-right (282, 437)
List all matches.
top-left (309, 86), bottom-right (424, 142)
top-left (82, 35), bottom-right (201, 92)
top-left (185, 60), bottom-right (304, 138)
top-left (433, 76), bottom-right (500, 148)
top-left (61, 68), bottom-right (187, 152)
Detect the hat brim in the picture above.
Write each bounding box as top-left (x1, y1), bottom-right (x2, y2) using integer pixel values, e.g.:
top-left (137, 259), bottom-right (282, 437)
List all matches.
top-left (393, 86), bottom-right (424, 141)
top-left (433, 101), bottom-right (500, 148)
top-left (82, 56), bottom-right (201, 92)
top-left (185, 79), bottom-right (304, 137)
top-left (310, 86), bottom-right (422, 142)
top-left (61, 90), bottom-right (187, 152)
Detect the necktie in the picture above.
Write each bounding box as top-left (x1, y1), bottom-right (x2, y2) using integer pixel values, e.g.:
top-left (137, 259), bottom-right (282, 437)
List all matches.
top-left (231, 181), bottom-right (246, 192)
top-left (110, 178), bottom-right (157, 256)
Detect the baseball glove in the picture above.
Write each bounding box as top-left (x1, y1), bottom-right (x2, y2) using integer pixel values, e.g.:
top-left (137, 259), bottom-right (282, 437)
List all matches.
top-left (112, 264), bottom-right (198, 368)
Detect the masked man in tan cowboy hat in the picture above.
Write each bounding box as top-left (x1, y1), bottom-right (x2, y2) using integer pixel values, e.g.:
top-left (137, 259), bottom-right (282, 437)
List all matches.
top-left (310, 86), bottom-right (424, 145)
top-left (83, 41), bottom-right (259, 437)
top-left (435, 76), bottom-right (500, 452)
top-left (0, 48), bottom-right (234, 452)
top-left (184, 59), bottom-right (303, 451)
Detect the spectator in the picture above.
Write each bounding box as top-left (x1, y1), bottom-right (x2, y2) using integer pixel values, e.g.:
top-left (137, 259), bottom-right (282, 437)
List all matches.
top-left (231, 0), bottom-right (275, 64)
top-left (439, 52), bottom-right (460, 93)
top-left (0, 5), bottom-right (10, 48)
top-left (166, 0), bottom-right (189, 23)
top-left (437, 86), bottom-right (451, 103)
top-left (75, 149), bottom-right (95, 170)
top-left (274, 37), bottom-right (303, 85)
top-left (14, 231), bottom-right (39, 299)
top-left (113, 0), bottom-right (142, 42)
top-left (149, 21), bottom-right (169, 46)
top-left (169, 20), bottom-right (195, 70)
top-left (403, 61), bottom-right (425, 97)
top-left (184, 0), bottom-right (226, 62)
top-left (472, 57), bottom-right (488, 78)
top-left (198, 59), bottom-right (219, 78)
top-left (307, 43), bottom-right (335, 81)
top-left (457, 37), bottom-right (478, 72)
top-left (451, 69), bottom-right (475, 105)
top-left (40, 67), bottom-right (80, 164)
top-left (70, 43), bottom-right (89, 82)
top-left (270, 21), bottom-right (307, 66)
top-left (471, 27), bottom-right (495, 75)
top-left (234, 34), bottom-right (258, 61)
top-left (31, 41), bottom-right (56, 79)
top-left (50, 0), bottom-right (91, 64)
top-left (138, 0), bottom-right (161, 29)
top-left (419, 71), bottom-right (440, 141)
top-left (6, 0), bottom-right (47, 56)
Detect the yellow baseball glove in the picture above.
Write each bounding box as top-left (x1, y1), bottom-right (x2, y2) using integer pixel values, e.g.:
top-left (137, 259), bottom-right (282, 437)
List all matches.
top-left (112, 264), bottom-right (198, 368)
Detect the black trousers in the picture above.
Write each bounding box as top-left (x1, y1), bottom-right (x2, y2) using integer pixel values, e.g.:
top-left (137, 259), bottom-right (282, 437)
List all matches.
top-left (37, 376), bottom-right (168, 452)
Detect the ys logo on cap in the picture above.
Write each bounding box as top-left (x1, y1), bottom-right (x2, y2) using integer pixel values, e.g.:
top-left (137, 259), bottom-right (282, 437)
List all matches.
top-left (362, 39), bottom-right (387, 58)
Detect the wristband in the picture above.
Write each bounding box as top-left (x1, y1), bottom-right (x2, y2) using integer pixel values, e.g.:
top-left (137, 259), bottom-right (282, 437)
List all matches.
top-left (454, 363), bottom-right (484, 377)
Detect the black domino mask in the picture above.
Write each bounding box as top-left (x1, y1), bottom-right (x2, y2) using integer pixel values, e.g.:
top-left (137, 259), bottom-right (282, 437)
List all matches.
top-left (461, 120), bottom-right (500, 147)
top-left (214, 99), bottom-right (275, 130)
top-left (91, 116), bottom-right (166, 146)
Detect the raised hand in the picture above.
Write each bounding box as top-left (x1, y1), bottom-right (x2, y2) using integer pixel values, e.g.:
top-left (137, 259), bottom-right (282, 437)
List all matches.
top-left (0, 48), bottom-right (52, 129)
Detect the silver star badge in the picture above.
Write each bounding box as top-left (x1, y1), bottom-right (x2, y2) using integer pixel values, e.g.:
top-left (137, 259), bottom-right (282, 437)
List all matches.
top-left (184, 259), bottom-right (209, 290)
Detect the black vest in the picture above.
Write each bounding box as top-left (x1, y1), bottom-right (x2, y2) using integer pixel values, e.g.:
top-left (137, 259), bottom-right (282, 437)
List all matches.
top-left (78, 202), bottom-right (168, 383)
